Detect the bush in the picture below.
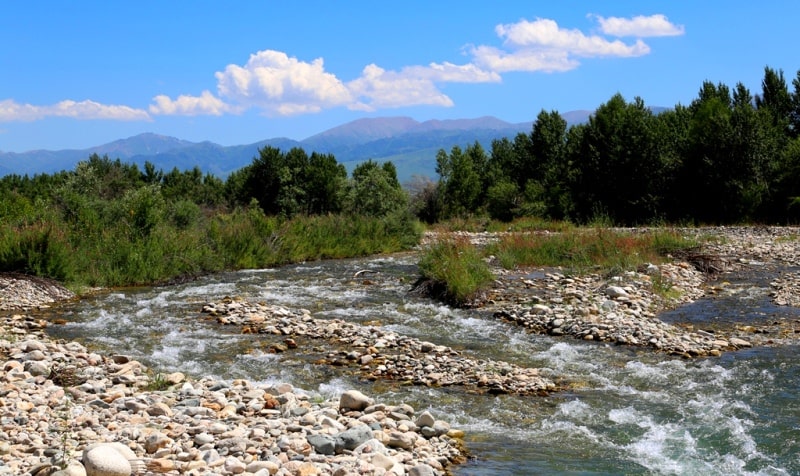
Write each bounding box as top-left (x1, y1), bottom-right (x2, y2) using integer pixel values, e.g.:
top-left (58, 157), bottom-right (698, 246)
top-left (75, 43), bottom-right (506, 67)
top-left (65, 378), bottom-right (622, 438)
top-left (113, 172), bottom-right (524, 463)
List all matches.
top-left (0, 223), bottom-right (75, 282)
top-left (417, 239), bottom-right (494, 306)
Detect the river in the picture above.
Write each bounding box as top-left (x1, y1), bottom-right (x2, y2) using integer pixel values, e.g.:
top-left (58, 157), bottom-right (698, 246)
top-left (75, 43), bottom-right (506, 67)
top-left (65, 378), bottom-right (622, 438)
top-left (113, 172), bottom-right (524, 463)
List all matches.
top-left (46, 253), bottom-right (800, 475)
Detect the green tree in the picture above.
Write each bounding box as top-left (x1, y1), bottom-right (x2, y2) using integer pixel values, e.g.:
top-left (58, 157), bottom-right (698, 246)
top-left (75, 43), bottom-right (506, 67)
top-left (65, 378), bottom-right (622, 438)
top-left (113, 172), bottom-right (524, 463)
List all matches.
top-left (345, 160), bottom-right (407, 217)
top-left (573, 94), bottom-right (662, 224)
top-left (304, 152), bottom-right (347, 215)
top-left (436, 142), bottom-right (486, 218)
top-left (755, 66), bottom-right (792, 136)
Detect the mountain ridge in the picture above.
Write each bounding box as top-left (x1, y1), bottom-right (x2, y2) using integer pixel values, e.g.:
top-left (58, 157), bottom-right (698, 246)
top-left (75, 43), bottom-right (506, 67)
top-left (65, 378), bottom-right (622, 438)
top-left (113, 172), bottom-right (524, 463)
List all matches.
top-left (0, 112), bottom-right (593, 182)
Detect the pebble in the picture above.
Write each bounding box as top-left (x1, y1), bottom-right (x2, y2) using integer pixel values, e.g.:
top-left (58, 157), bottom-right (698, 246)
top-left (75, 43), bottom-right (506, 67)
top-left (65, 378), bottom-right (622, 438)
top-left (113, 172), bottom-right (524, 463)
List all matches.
top-left (0, 313), bottom-right (466, 475)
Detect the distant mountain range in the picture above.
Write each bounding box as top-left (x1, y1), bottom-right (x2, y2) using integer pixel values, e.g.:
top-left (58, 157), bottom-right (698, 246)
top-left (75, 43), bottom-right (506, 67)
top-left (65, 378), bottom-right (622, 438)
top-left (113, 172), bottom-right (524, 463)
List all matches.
top-left (0, 112), bottom-right (594, 183)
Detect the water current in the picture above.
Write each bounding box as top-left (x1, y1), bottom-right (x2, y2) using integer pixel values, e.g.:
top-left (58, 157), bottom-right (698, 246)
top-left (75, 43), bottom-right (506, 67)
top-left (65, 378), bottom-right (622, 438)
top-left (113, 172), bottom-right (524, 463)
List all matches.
top-left (46, 253), bottom-right (800, 475)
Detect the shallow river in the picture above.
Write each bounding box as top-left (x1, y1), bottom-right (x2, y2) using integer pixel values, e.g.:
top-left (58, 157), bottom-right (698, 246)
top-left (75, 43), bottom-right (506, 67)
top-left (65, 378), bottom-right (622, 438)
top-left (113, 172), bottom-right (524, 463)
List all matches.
top-left (47, 254), bottom-right (800, 475)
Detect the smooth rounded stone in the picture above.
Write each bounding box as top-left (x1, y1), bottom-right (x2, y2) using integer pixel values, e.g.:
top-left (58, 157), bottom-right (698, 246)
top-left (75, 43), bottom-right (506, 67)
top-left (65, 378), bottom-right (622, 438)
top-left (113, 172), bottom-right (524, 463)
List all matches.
top-left (531, 304), bottom-right (551, 314)
top-left (21, 340), bottom-right (47, 352)
top-left (51, 461), bottom-right (88, 476)
top-left (24, 349), bottom-right (47, 361)
top-left (246, 460), bottom-right (280, 474)
top-left (82, 444), bottom-right (132, 476)
top-left (335, 425), bottom-right (374, 452)
top-left (23, 360), bottom-right (50, 376)
top-left (144, 431), bottom-right (171, 454)
top-left (386, 431), bottom-right (416, 450)
top-left (730, 337), bottom-right (752, 348)
top-left (307, 434), bottom-right (336, 455)
top-left (224, 456), bottom-right (246, 474)
top-left (408, 463), bottom-right (436, 476)
top-left (146, 402), bottom-right (173, 417)
top-left (415, 411), bottom-right (436, 429)
top-left (194, 432), bottom-right (215, 445)
top-left (339, 390), bottom-right (373, 412)
top-left (165, 372), bottom-right (185, 385)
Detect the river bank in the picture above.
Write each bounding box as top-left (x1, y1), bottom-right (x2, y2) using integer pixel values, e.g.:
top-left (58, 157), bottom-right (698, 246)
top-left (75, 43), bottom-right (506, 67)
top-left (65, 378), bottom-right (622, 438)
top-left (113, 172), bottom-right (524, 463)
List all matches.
top-left (0, 285), bottom-right (467, 474)
top-left (3, 226), bottom-right (800, 475)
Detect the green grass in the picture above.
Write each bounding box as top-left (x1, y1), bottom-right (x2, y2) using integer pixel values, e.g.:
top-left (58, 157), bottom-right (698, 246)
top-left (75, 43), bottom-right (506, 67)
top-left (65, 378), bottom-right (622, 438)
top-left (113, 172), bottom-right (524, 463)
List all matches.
top-left (488, 227), bottom-right (698, 275)
top-left (0, 206), bottom-right (423, 291)
top-left (417, 239), bottom-right (495, 306)
top-left (416, 227), bottom-right (699, 307)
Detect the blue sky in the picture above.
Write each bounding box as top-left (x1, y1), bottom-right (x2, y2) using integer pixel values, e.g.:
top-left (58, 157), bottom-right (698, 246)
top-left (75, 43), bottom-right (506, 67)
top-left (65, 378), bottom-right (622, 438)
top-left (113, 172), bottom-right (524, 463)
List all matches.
top-left (2, 1), bottom-right (798, 152)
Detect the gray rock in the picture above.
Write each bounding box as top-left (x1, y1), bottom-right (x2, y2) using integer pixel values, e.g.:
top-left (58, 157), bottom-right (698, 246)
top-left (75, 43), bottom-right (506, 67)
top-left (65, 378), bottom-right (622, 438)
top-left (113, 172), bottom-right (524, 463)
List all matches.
top-left (409, 463), bottom-right (436, 476)
top-left (307, 434), bottom-right (336, 455)
top-left (335, 425), bottom-right (374, 452)
top-left (387, 431), bottom-right (416, 450)
top-left (605, 286), bottom-right (629, 298)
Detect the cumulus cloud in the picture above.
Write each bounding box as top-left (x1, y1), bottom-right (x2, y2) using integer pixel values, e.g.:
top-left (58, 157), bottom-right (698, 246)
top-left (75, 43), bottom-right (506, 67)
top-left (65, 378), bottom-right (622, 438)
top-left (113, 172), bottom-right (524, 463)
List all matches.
top-left (149, 90), bottom-right (229, 116)
top-left (347, 64), bottom-right (454, 111)
top-left (214, 49), bottom-right (354, 116)
top-left (4, 12), bottom-right (683, 122)
top-left (466, 15), bottom-right (675, 74)
top-left (595, 14), bottom-right (685, 37)
top-left (0, 99), bottom-right (150, 122)
top-left (187, 49), bottom-right (500, 115)
top-left (469, 45), bottom-right (578, 73)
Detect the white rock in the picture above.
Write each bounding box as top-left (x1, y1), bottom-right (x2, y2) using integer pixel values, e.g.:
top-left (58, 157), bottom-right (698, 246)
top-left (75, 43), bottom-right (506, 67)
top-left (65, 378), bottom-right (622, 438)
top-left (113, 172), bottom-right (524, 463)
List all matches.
top-left (340, 389), bottom-right (374, 411)
top-left (82, 445), bottom-right (132, 476)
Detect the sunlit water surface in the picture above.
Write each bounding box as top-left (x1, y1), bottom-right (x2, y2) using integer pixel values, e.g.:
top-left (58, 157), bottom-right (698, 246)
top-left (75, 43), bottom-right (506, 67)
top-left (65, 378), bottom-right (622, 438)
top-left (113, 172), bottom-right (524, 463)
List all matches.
top-left (47, 254), bottom-right (800, 475)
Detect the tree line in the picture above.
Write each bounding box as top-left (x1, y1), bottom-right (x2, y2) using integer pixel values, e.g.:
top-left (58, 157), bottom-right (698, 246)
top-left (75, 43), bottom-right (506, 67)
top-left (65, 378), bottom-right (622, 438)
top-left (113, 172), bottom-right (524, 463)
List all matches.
top-left (3, 64), bottom-right (800, 287)
top-left (0, 148), bottom-right (416, 286)
top-left (431, 66), bottom-right (800, 225)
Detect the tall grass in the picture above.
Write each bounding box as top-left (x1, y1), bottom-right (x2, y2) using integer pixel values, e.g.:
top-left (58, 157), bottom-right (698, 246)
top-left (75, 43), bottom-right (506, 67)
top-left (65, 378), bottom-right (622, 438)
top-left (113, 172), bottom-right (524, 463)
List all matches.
top-left (417, 239), bottom-right (494, 306)
top-left (0, 205), bottom-right (422, 290)
top-left (415, 227), bottom-right (698, 307)
top-left (488, 228), bottom-right (698, 274)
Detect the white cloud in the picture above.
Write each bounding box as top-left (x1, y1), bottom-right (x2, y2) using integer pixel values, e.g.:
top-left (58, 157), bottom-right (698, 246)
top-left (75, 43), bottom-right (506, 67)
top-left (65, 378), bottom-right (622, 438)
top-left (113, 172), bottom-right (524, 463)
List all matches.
top-left (595, 14), bottom-right (685, 37)
top-left (201, 49), bottom-right (499, 115)
top-left (0, 99), bottom-right (150, 122)
top-left (406, 62), bottom-right (501, 83)
top-left (469, 45), bottom-right (578, 73)
top-left (4, 13), bottom-right (683, 122)
top-left (496, 17), bottom-right (650, 58)
top-left (214, 49), bottom-right (354, 116)
top-left (149, 90), bottom-right (229, 116)
top-left (347, 64), bottom-right (455, 111)
top-left (466, 15), bottom-right (670, 74)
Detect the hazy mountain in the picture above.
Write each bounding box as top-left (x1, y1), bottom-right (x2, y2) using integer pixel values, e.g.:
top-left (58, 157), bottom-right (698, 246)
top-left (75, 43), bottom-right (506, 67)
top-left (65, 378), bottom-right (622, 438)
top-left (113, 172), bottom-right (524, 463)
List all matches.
top-left (0, 111), bottom-right (595, 182)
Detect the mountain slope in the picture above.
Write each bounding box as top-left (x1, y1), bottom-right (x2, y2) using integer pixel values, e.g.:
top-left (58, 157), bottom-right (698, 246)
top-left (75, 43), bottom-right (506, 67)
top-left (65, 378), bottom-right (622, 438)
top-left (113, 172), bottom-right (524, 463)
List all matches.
top-left (0, 111), bottom-right (594, 181)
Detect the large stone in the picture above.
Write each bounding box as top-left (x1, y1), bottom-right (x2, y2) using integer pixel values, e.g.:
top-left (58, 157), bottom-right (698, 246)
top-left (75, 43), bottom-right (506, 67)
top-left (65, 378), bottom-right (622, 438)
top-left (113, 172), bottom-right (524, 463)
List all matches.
top-left (339, 389), bottom-right (373, 411)
top-left (415, 410), bottom-right (436, 428)
top-left (51, 461), bottom-right (87, 476)
top-left (82, 445), bottom-right (132, 476)
top-left (408, 464), bottom-right (436, 476)
top-left (387, 430), bottom-right (417, 450)
top-left (307, 434), bottom-right (336, 455)
top-left (335, 425), bottom-right (374, 452)
top-left (604, 286), bottom-right (629, 298)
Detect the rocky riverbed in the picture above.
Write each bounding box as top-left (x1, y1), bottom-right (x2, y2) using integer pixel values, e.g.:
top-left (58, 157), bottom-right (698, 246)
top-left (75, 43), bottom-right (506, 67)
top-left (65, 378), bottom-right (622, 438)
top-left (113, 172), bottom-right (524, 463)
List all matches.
top-left (3, 226), bottom-right (800, 475)
top-left (0, 280), bottom-right (466, 475)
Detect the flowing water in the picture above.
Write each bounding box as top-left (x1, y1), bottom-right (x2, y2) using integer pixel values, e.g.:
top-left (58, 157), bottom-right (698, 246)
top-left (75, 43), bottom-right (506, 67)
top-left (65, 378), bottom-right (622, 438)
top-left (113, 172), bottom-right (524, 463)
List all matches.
top-left (46, 254), bottom-right (800, 475)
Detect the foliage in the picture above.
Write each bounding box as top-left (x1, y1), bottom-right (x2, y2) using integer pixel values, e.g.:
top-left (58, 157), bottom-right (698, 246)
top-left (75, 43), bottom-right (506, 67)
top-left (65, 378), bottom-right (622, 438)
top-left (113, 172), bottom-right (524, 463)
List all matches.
top-left (344, 160), bottom-right (408, 217)
top-left (487, 228), bottom-right (697, 275)
top-left (417, 239), bottom-right (494, 306)
top-left (426, 65), bottom-right (800, 227)
top-left (0, 151), bottom-right (420, 289)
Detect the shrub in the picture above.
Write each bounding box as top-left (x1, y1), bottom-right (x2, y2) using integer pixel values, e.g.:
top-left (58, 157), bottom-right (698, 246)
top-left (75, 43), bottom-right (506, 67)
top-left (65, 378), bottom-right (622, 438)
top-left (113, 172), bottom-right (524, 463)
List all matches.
top-left (417, 239), bottom-right (494, 306)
